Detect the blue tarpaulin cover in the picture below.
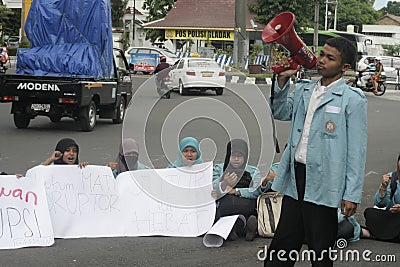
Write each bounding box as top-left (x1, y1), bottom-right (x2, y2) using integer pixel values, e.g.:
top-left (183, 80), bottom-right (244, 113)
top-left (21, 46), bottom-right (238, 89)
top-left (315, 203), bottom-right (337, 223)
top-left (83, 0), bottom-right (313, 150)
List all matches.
top-left (17, 0), bottom-right (114, 79)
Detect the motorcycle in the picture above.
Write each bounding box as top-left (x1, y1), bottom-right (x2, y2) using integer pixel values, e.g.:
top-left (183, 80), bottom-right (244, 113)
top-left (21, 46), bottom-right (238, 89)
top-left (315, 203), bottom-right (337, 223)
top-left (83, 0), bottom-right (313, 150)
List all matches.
top-left (0, 58), bottom-right (7, 74)
top-left (155, 73), bottom-right (171, 99)
top-left (346, 71), bottom-right (386, 96)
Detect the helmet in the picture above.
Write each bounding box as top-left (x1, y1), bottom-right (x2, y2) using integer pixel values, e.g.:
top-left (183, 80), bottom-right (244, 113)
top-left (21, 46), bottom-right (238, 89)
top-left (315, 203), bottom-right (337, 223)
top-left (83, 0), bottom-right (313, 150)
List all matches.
top-left (160, 56), bottom-right (167, 62)
top-left (1, 47), bottom-right (6, 52)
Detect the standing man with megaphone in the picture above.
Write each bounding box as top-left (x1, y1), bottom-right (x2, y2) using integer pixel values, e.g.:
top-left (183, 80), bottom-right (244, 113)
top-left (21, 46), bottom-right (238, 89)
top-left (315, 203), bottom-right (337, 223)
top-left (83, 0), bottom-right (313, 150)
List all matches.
top-left (265, 36), bottom-right (368, 266)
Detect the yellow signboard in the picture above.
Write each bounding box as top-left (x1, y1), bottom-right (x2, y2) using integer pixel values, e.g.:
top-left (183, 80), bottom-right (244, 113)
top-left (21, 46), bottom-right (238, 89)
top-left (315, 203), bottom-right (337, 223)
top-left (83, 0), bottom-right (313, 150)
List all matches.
top-left (165, 29), bottom-right (234, 41)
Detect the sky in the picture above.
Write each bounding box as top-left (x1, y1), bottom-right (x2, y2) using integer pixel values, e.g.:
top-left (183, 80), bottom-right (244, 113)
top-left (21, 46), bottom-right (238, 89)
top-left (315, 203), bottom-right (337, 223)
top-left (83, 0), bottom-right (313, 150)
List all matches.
top-left (373, 0), bottom-right (399, 10)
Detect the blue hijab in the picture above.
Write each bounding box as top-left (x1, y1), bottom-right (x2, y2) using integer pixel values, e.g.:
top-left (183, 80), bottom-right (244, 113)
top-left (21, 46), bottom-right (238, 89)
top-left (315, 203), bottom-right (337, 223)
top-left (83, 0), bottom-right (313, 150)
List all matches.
top-left (169, 137), bottom-right (203, 168)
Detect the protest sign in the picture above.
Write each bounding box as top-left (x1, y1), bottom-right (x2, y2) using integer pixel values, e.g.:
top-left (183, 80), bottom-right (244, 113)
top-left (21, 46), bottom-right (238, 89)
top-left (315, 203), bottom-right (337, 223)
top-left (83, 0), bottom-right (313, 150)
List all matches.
top-left (118, 162), bottom-right (216, 237)
top-left (0, 175), bottom-right (54, 249)
top-left (26, 165), bottom-right (123, 238)
top-left (25, 162), bottom-right (215, 238)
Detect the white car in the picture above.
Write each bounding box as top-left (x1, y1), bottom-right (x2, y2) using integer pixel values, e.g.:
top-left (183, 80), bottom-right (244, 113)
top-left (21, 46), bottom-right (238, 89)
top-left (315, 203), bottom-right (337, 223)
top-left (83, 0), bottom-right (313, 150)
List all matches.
top-left (357, 55), bottom-right (400, 79)
top-left (168, 57), bottom-right (226, 95)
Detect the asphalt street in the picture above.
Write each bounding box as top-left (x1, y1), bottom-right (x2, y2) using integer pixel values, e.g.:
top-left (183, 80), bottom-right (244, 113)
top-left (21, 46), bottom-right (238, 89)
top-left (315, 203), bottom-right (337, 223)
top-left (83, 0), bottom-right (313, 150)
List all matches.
top-left (0, 74), bottom-right (399, 266)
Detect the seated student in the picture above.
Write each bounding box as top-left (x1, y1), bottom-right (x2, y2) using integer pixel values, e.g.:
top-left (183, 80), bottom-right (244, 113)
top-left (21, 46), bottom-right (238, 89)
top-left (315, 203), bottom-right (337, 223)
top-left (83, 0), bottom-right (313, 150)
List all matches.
top-left (362, 153), bottom-right (400, 242)
top-left (42, 138), bottom-right (88, 168)
top-left (167, 137), bottom-right (203, 168)
top-left (108, 138), bottom-right (149, 178)
top-left (212, 138), bottom-right (263, 242)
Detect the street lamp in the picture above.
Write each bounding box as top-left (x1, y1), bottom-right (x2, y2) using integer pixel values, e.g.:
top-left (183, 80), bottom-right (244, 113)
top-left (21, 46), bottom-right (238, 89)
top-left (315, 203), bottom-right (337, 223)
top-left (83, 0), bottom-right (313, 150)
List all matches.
top-left (325, 1), bottom-right (338, 31)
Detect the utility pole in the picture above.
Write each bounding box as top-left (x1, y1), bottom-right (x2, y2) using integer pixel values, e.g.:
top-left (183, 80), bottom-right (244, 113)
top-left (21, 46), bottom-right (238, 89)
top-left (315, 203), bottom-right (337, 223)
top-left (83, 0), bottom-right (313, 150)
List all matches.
top-left (131, 1), bottom-right (136, 46)
top-left (313, 0), bottom-right (319, 54)
top-left (233, 0), bottom-right (247, 68)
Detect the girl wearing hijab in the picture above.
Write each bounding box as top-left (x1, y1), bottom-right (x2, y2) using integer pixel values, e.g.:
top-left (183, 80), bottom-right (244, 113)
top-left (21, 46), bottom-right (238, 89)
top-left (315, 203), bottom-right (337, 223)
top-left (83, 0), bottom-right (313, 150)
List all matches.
top-left (167, 137), bottom-right (203, 168)
top-left (43, 138), bottom-right (88, 167)
top-left (362, 153), bottom-right (400, 242)
top-left (212, 139), bottom-right (262, 241)
top-left (108, 138), bottom-right (149, 178)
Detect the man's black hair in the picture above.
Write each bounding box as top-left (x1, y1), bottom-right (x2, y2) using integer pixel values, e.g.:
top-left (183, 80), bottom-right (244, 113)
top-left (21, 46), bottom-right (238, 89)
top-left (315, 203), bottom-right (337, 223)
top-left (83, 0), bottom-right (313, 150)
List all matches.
top-left (325, 37), bottom-right (356, 66)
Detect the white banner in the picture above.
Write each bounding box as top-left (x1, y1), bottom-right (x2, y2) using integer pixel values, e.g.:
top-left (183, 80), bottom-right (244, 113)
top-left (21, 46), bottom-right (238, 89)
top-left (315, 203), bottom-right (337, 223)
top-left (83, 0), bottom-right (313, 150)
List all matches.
top-left (0, 175), bottom-right (54, 249)
top-left (25, 162), bottom-right (215, 238)
top-left (118, 162), bottom-right (216, 237)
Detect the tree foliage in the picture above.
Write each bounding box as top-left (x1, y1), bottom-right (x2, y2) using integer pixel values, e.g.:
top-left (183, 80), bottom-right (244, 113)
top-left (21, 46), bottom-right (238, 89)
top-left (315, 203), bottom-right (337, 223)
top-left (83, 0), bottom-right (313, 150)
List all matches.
top-left (382, 44), bottom-right (400, 56)
top-left (111, 0), bottom-right (128, 28)
top-left (0, 3), bottom-right (21, 40)
top-left (248, 0), bottom-right (323, 32)
top-left (336, 0), bottom-right (381, 32)
top-left (142, 0), bottom-right (176, 42)
top-left (249, 0), bottom-right (380, 33)
top-left (380, 1), bottom-right (400, 16)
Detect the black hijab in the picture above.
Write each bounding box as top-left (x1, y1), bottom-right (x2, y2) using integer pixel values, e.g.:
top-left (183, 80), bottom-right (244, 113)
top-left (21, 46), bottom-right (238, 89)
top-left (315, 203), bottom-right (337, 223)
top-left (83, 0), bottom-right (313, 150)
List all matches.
top-left (54, 138), bottom-right (79, 165)
top-left (223, 139), bottom-right (252, 188)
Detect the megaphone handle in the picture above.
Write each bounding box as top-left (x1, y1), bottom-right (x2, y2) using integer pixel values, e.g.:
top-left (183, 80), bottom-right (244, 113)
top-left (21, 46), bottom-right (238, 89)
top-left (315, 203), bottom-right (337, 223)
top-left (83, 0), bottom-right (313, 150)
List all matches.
top-left (270, 74), bottom-right (280, 154)
top-left (271, 60), bottom-right (299, 74)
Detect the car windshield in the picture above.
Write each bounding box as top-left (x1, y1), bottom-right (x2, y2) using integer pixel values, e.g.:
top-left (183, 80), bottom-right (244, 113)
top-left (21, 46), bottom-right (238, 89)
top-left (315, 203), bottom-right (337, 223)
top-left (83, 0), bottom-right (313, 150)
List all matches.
top-left (188, 59), bottom-right (219, 68)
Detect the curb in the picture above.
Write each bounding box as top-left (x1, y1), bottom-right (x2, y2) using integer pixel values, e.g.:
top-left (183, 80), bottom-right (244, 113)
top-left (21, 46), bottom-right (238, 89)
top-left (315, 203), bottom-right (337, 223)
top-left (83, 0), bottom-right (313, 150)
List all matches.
top-left (226, 76), bottom-right (273, 85)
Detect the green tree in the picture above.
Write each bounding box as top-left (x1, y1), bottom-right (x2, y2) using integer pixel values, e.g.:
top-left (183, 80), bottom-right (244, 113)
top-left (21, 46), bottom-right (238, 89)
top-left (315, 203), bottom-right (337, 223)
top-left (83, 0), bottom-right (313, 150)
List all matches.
top-left (248, 0), bottom-right (322, 32)
top-left (335, 0), bottom-right (381, 32)
top-left (111, 0), bottom-right (128, 28)
top-left (380, 1), bottom-right (400, 16)
top-left (382, 44), bottom-right (400, 56)
top-left (142, 0), bottom-right (176, 42)
top-left (249, 0), bottom-right (380, 33)
top-left (0, 3), bottom-right (20, 40)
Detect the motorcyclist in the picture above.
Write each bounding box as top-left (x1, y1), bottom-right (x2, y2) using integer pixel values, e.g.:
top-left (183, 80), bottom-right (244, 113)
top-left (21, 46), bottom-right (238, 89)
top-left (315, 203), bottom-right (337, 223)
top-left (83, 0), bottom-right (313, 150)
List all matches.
top-left (0, 47), bottom-right (9, 72)
top-left (359, 58), bottom-right (375, 88)
top-left (153, 56), bottom-right (171, 98)
top-left (371, 57), bottom-right (384, 94)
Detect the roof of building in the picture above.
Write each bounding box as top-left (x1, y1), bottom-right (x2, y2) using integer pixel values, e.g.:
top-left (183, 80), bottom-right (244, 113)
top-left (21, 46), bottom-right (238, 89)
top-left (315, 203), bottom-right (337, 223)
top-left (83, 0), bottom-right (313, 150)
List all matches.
top-left (143, 0), bottom-right (263, 31)
top-left (378, 13), bottom-right (400, 25)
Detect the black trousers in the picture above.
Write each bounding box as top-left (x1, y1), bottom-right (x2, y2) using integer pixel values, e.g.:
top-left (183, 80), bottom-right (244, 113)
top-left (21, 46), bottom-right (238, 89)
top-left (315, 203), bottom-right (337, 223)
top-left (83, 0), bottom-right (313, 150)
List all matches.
top-left (215, 194), bottom-right (257, 221)
top-left (265, 162), bottom-right (338, 267)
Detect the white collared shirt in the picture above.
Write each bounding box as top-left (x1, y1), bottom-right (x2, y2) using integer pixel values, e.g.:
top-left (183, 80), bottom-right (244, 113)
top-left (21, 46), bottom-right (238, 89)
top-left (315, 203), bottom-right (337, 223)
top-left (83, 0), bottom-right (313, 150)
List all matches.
top-left (294, 79), bottom-right (340, 164)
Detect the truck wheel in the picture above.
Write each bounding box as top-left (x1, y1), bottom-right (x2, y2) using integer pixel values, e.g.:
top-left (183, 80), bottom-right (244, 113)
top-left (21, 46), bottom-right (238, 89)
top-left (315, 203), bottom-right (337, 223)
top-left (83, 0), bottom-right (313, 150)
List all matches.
top-left (112, 96), bottom-right (126, 124)
top-left (80, 100), bottom-right (97, 131)
top-left (14, 113), bottom-right (30, 129)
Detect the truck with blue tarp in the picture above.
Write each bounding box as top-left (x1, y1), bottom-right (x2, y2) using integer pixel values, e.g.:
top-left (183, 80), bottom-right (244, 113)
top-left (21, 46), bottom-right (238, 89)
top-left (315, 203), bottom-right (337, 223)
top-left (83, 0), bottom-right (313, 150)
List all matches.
top-left (0, 0), bottom-right (133, 131)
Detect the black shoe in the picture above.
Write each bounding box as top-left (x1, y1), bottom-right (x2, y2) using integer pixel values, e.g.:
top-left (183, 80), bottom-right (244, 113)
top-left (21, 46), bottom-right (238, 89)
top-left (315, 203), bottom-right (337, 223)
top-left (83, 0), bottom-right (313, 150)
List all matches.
top-left (228, 229), bottom-right (238, 241)
top-left (245, 215), bottom-right (258, 241)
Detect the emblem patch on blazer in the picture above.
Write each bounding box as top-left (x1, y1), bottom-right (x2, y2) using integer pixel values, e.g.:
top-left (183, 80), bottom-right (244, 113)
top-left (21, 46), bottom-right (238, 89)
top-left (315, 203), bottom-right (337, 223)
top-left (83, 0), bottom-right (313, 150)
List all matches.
top-left (325, 120), bottom-right (336, 133)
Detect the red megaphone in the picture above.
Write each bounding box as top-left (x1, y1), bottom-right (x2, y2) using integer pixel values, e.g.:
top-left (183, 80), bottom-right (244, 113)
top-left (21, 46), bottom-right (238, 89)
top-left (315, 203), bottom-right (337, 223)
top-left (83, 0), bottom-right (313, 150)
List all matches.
top-left (262, 12), bottom-right (316, 74)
